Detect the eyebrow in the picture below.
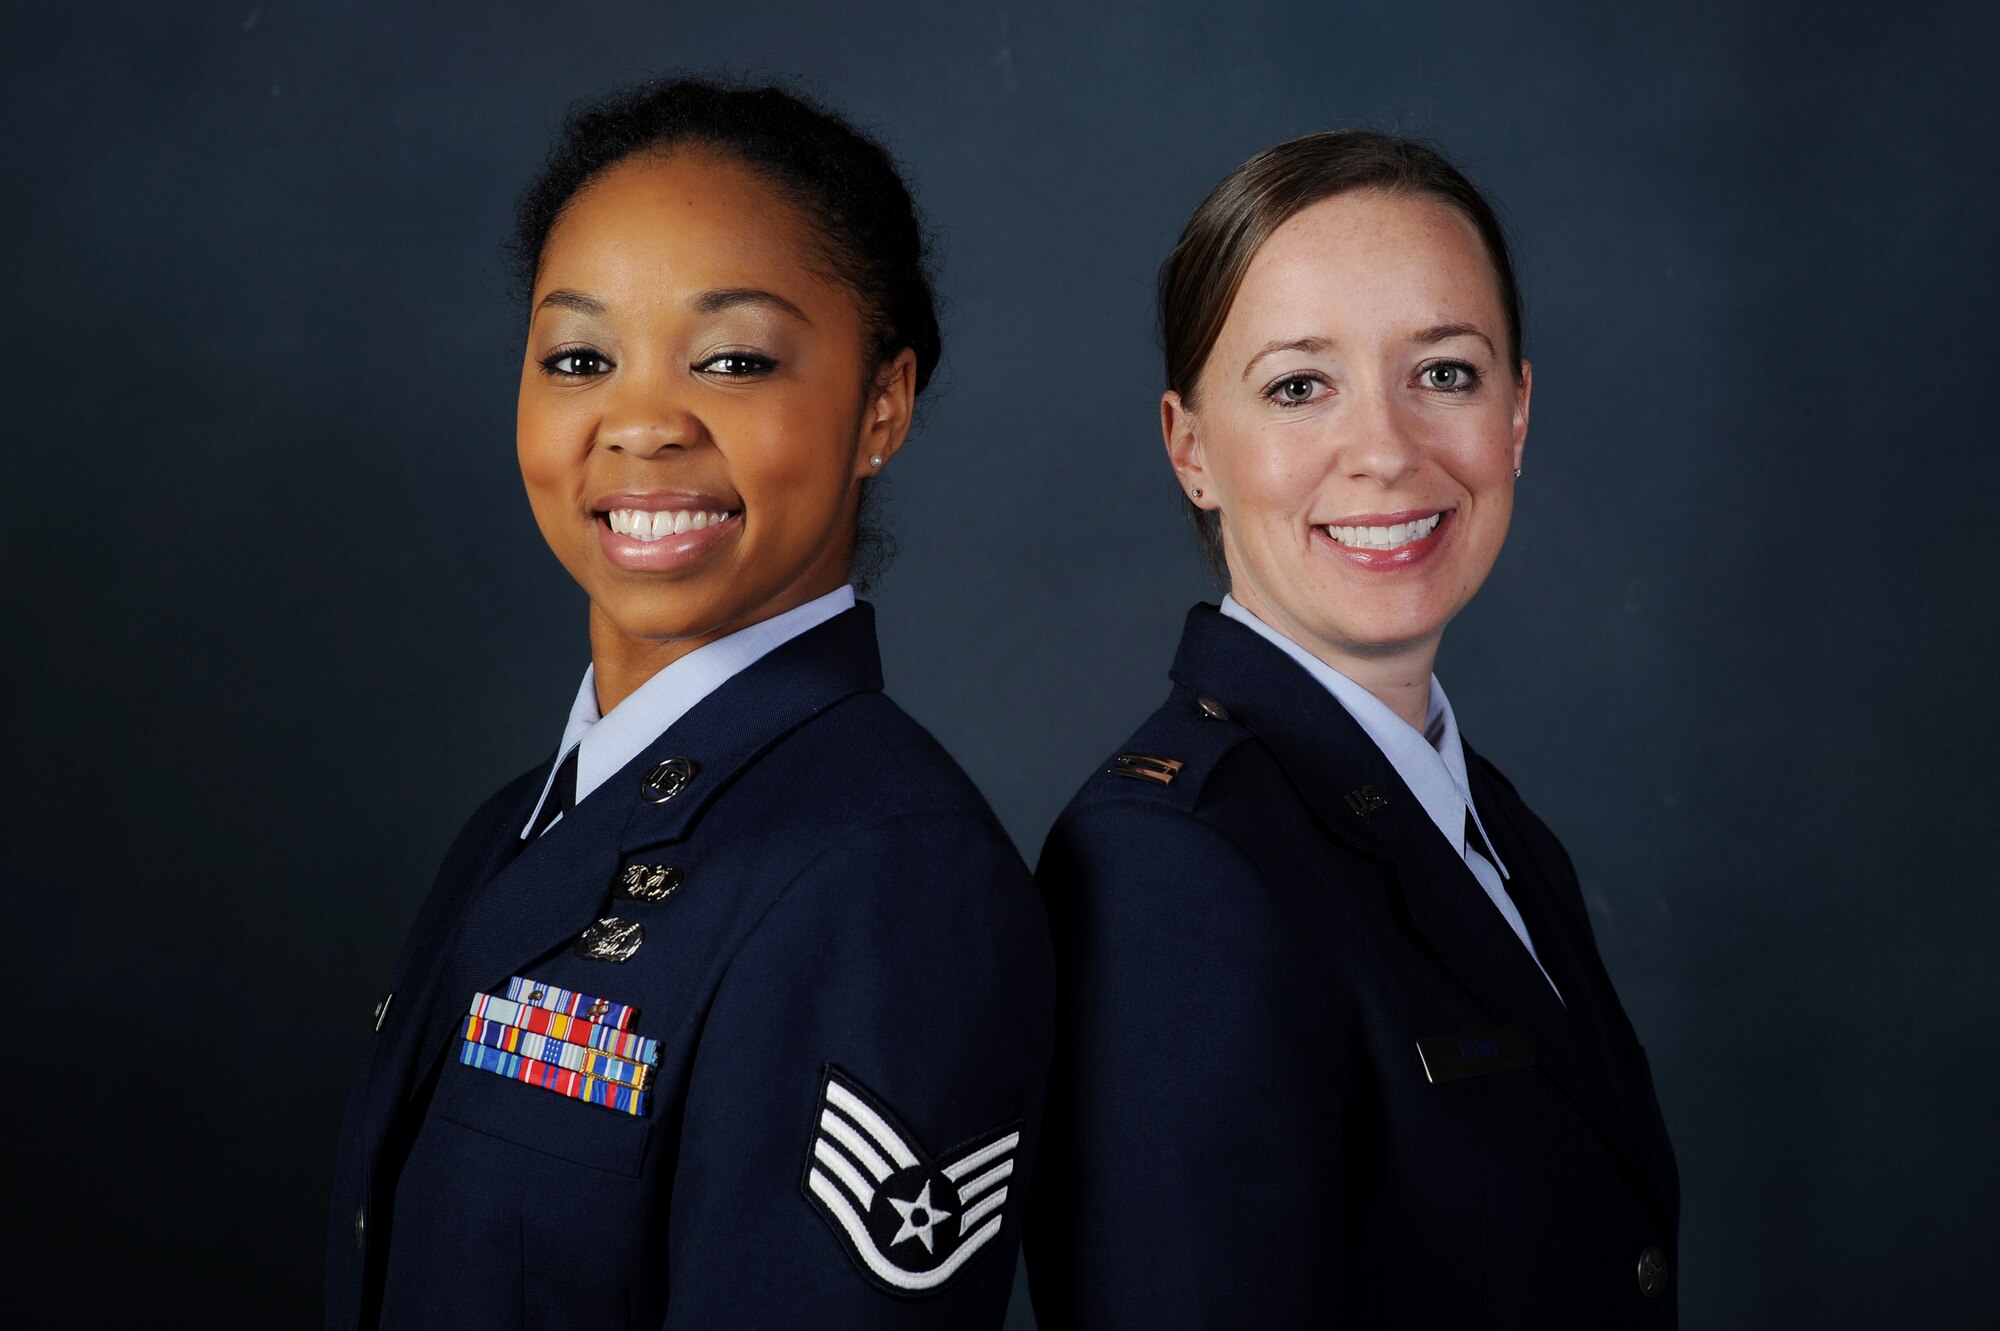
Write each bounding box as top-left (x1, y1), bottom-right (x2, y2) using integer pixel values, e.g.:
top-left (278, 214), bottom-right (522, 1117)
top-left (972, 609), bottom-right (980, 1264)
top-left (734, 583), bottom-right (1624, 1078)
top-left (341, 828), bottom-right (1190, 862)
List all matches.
top-left (1240, 325), bottom-right (1498, 378)
top-left (531, 286), bottom-right (813, 326)
top-left (1414, 323), bottom-right (1497, 357)
top-left (695, 287), bottom-right (812, 325)
top-left (1242, 336), bottom-right (1334, 379)
top-left (535, 288), bottom-right (605, 316)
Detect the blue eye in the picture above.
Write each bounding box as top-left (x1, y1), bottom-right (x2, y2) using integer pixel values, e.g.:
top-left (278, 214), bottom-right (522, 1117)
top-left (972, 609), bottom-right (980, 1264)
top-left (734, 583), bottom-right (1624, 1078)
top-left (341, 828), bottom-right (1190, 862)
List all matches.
top-left (541, 348), bottom-right (612, 378)
top-left (1419, 361), bottom-right (1480, 392)
top-left (695, 352), bottom-right (779, 377)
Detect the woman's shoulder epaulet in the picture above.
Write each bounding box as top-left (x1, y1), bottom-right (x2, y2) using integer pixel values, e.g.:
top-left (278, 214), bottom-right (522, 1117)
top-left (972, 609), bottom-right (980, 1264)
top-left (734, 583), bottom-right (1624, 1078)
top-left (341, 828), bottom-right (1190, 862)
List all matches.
top-left (1070, 690), bottom-right (1257, 815)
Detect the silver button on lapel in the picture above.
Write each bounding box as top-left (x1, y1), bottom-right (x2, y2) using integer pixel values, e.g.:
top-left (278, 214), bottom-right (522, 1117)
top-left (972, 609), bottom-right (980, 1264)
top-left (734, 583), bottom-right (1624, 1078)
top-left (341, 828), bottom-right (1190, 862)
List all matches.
top-left (640, 757), bottom-right (696, 804)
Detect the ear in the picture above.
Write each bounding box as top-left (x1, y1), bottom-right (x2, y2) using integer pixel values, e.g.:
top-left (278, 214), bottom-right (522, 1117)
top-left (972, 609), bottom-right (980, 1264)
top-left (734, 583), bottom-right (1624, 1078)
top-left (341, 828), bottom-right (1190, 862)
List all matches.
top-left (1511, 359), bottom-right (1532, 476)
top-left (1163, 390), bottom-right (1216, 509)
top-left (855, 348), bottom-right (918, 479)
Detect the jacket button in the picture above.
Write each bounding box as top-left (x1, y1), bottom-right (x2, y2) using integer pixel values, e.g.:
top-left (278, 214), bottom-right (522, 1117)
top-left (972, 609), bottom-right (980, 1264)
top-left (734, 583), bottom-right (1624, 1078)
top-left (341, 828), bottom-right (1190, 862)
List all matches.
top-left (1636, 1244), bottom-right (1668, 1297)
top-left (354, 1205), bottom-right (366, 1252)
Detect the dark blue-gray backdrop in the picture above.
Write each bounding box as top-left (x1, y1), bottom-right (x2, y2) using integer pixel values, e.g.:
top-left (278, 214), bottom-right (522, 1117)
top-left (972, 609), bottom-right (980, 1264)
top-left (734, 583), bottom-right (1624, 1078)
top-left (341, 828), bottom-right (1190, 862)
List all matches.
top-left (8, 1), bottom-right (1996, 1325)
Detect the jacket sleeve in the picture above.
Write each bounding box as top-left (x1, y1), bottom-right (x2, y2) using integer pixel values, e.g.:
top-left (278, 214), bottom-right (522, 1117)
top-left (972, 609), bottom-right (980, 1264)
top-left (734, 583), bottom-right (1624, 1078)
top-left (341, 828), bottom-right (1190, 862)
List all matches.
top-left (1027, 800), bottom-right (1350, 1329)
top-left (659, 808), bottom-right (1055, 1330)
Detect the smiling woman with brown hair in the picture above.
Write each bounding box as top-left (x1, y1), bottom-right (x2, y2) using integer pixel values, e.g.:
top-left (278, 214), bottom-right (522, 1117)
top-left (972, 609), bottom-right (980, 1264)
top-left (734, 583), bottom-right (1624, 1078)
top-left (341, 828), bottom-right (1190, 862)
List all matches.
top-left (1028, 131), bottom-right (1680, 1328)
top-left (324, 79), bottom-right (1052, 1331)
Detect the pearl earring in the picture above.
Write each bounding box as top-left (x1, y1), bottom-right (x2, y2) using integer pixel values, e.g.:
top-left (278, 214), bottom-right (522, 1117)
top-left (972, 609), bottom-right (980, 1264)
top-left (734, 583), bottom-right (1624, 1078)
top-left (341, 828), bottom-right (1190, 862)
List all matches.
top-left (870, 454), bottom-right (883, 468)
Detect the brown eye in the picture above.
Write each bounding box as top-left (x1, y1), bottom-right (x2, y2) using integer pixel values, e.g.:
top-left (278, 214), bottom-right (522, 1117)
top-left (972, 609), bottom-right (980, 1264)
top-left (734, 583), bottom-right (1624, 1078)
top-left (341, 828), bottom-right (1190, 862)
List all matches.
top-left (694, 352), bottom-right (779, 378)
top-left (543, 350), bottom-right (611, 377)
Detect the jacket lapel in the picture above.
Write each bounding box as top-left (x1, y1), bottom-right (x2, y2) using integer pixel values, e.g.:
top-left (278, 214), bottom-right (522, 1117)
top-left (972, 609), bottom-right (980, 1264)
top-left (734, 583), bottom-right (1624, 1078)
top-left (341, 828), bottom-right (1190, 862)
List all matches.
top-left (407, 775), bottom-right (637, 1100)
top-left (404, 603), bottom-right (888, 1100)
top-left (1467, 756), bottom-right (1679, 1210)
top-left (1169, 607), bottom-right (1396, 866)
top-left (1170, 605), bottom-right (1665, 1213)
top-left (357, 773), bottom-right (542, 1117)
top-left (617, 603), bottom-right (885, 854)
top-left (1382, 785), bottom-right (1664, 1209)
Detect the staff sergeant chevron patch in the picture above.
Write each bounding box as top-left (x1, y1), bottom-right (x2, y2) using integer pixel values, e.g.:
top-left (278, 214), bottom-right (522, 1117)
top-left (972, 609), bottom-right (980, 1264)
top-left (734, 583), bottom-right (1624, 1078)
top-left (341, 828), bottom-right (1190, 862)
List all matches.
top-left (800, 1066), bottom-right (1022, 1297)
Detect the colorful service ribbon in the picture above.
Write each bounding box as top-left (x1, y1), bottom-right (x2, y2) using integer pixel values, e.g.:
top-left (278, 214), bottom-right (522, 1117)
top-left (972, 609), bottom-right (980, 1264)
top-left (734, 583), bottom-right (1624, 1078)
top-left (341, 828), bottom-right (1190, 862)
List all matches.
top-left (503, 975), bottom-right (639, 1032)
top-left (463, 1013), bottom-right (655, 1091)
top-left (468, 991), bottom-right (659, 1066)
top-left (458, 1038), bottom-right (650, 1117)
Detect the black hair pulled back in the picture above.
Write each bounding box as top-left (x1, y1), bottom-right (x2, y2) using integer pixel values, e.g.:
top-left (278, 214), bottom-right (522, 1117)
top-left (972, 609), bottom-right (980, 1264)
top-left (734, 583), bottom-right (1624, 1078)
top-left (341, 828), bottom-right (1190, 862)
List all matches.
top-left (512, 76), bottom-right (942, 586)
top-left (514, 76), bottom-right (941, 395)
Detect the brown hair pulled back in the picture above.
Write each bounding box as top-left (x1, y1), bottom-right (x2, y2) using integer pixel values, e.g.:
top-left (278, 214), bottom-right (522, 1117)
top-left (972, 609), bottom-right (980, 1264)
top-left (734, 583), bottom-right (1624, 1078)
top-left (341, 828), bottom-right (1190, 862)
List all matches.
top-left (1158, 130), bottom-right (1524, 581)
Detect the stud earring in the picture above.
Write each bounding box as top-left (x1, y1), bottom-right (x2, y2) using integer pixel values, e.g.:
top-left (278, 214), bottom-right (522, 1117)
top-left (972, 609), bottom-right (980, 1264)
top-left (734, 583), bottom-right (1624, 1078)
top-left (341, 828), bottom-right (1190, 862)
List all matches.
top-left (1513, 467), bottom-right (1523, 479)
top-left (870, 454), bottom-right (883, 468)
top-left (1192, 488), bottom-right (1203, 500)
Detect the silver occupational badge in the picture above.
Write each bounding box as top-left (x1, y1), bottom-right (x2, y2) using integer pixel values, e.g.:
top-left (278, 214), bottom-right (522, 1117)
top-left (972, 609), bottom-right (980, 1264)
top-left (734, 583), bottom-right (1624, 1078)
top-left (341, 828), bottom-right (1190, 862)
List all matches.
top-left (574, 916), bottom-right (644, 963)
top-left (801, 1066), bottom-right (1021, 1297)
top-left (617, 863), bottom-right (683, 903)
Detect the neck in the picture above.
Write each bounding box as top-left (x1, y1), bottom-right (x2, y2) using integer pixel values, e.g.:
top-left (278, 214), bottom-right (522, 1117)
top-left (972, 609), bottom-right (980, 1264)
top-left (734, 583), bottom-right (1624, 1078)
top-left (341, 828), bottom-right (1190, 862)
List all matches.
top-left (1230, 588), bottom-right (1438, 732)
top-left (1324, 650), bottom-right (1436, 733)
top-left (587, 570), bottom-right (848, 715)
top-left (588, 617), bottom-right (727, 716)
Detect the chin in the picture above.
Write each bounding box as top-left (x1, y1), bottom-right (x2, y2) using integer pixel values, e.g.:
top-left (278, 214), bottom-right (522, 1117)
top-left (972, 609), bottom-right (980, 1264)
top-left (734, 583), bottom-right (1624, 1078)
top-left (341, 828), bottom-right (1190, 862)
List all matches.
top-left (1310, 611), bottom-right (1451, 657)
top-left (594, 593), bottom-right (730, 644)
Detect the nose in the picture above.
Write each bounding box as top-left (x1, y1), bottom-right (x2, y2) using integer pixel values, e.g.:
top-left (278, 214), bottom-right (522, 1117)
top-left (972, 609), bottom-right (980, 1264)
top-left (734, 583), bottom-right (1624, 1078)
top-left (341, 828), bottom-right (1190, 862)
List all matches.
top-left (596, 372), bottom-right (706, 458)
top-left (1340, 381), bottom-right (1422, 489)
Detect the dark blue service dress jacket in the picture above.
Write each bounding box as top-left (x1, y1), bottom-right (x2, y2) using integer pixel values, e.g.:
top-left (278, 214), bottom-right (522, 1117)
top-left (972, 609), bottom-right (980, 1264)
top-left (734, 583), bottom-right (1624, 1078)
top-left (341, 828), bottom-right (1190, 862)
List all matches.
top-left (1027, 605), bottom-right (1679, 1329)
top-left (325, 605), bottom-right (1055, 1330)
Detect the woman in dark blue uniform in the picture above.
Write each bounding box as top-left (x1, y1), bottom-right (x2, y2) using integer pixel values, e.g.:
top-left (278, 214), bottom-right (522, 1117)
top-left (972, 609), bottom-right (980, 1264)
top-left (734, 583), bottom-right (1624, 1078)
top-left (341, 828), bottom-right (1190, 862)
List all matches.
top-left (1028, 132), bottom-right (1678, 1327)
top-left (326, 79), bottom-right (1052, 1330)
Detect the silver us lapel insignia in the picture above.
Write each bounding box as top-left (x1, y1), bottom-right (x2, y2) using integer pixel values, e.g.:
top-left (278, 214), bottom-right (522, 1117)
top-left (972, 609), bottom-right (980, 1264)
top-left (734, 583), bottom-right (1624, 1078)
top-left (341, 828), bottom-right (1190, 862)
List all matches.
top-left (801, 1066), bottom-right (1021, 1297)
top-left (1345, 783), bottom-right (1389, 816)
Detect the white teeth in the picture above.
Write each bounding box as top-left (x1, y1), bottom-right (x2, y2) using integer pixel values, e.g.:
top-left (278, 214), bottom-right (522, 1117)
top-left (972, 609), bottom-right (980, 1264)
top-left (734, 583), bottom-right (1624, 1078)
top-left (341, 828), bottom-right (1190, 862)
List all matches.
top-left (605, 509), bottom-right (735, 542)
top-left (1324, 513), bottom-right (1442, 551)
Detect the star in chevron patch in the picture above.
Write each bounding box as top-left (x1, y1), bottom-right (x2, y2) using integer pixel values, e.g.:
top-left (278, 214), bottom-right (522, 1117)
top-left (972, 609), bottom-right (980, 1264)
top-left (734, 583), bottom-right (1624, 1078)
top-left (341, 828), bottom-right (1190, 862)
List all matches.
top-left (801, 1065), bottom-right (1022, 1297)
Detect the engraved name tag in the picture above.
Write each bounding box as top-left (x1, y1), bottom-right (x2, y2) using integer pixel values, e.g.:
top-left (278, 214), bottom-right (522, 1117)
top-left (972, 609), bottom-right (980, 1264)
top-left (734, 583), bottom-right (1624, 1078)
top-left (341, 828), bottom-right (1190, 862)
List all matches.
top-left (1414, 1024), bottom-right (1535, 1084)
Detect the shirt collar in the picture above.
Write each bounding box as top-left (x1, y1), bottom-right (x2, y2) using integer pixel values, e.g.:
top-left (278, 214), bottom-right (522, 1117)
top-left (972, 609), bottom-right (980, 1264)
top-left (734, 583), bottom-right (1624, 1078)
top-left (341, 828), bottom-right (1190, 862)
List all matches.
top-left (520, 584), bottom-right (857, 839)
top-left (1218, 595), bottom-right (1506, 877)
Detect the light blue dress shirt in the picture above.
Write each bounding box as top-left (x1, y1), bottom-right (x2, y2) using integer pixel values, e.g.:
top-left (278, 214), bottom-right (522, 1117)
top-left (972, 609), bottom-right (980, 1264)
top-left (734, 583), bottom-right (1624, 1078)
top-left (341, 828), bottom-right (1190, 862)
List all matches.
top-left (520, 585), bottom-right (857, 839)
top-left (1219, 595), bottom-right (1559, 998)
